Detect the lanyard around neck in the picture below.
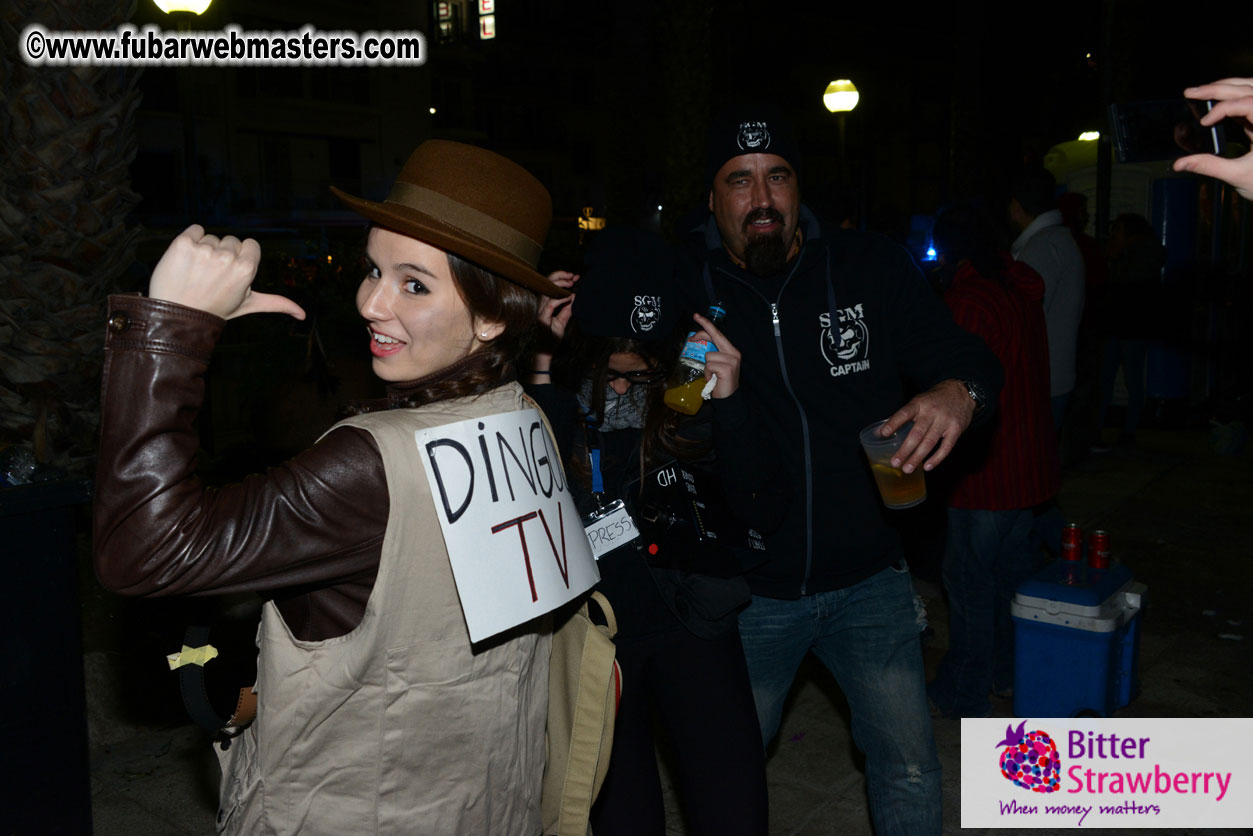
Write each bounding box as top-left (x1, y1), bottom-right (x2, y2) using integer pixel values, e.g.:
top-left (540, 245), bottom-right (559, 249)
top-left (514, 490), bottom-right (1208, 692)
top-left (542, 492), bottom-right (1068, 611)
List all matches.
top-left (581, 409), bottom-right (606, 502)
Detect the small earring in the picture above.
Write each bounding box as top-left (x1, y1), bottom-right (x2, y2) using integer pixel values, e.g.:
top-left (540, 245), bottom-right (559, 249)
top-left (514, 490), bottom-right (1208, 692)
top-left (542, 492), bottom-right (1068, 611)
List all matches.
top-left (480, 332), bottom-right (488, 338)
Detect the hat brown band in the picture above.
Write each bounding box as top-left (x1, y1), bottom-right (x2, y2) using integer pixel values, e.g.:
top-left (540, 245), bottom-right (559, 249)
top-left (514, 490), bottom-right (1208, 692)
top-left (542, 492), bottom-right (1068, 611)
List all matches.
top-left (385, 182), bottom-right (543, 267)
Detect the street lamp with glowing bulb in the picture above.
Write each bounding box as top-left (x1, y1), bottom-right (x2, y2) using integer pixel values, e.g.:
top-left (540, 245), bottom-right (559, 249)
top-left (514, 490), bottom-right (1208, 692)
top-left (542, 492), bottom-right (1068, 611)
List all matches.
top-left (823, 79), bottom-right (859, 114)
top-left (153, 0), bottom-right (212, 32)
top-left (152, 0), bottom-right (212, 11)
top-left (823, 79), bottom-right (859, 181)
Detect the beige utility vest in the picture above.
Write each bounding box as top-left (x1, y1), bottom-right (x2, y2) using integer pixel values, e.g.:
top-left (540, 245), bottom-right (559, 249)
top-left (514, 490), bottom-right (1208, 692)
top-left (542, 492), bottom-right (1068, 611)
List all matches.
top-left (216, 384), bottom-right (551, 835)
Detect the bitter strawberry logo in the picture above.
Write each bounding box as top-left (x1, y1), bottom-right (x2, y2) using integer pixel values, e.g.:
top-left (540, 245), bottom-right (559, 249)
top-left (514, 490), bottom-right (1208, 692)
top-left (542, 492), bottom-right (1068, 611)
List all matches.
top-left (996, 720), bottom-right (1061, 793)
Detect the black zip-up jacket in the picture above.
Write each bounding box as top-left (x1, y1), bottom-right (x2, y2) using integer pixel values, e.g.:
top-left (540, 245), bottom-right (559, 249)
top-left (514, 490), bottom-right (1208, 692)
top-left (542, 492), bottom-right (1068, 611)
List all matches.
top-left (677, 207), bottom-right (1003, 598)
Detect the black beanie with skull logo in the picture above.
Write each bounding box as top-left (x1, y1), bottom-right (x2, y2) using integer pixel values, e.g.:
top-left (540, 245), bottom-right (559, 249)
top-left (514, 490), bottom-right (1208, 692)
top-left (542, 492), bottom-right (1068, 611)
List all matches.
top-left (572, 226), bottom-right (678, 341)
top-left (705, 103), bottom-right (801, 188)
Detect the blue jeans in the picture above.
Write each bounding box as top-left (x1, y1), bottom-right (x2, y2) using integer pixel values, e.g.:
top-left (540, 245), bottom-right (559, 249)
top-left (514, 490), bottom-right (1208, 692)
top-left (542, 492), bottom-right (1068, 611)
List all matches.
top-left (928, 508), bottom-right (1034, 718)
top-left (738, 564), bottom-right (941, 836)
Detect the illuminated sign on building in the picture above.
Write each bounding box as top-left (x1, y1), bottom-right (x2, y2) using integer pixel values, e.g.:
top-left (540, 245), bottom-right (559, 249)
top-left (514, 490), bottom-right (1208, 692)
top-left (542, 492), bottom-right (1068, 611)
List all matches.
top-left (578, 206), bottom-right (606, 231)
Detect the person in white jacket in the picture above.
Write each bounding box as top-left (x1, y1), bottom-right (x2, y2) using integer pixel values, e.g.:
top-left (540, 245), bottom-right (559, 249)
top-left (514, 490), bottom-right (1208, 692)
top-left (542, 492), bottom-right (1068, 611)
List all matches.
top-left (1009, 165), bottom-right (1085, 434)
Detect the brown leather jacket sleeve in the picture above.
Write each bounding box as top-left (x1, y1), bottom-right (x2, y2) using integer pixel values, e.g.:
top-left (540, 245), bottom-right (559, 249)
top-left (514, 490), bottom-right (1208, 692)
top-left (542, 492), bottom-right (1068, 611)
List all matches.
top-left (93, 295), bottom-right (388, 640)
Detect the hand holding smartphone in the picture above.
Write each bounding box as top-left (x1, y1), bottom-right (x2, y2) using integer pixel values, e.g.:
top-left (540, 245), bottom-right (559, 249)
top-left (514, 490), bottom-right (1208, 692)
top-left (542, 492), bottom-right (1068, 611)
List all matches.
top-left (1108, 99), bottom-right (1224, 163)
top-left (1171, 78), bottom-right (1253, 201)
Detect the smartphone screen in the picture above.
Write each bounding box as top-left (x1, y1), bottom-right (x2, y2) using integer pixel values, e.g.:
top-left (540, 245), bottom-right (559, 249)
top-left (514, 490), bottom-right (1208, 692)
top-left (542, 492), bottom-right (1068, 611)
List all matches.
top-left (1108, 99), bottom-right (1225, 164)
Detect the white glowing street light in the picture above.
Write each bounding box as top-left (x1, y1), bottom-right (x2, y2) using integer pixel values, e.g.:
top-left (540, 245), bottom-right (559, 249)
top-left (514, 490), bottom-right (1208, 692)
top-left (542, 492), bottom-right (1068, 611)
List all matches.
top-left (152, 0), bottom-right (212, 13)
top-left (823, 79), bottom-right (860, 114)
top-left (153, 0), bottom-right (211, 33)
top-left (152, 0), bottom-right (213, 211)
top-left (824, 79), bottom-right (859, 181)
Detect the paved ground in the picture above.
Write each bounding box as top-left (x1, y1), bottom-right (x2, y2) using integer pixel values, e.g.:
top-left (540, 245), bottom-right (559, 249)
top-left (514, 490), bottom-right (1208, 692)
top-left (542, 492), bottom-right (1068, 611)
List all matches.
top-left (77, 427), bottom-right (1252, 834)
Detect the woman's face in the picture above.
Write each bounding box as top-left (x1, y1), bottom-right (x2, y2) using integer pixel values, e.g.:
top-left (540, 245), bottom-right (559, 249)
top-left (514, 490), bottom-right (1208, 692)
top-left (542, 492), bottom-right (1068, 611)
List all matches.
top-left (606, 352), bottom-right (655, 395)
top-left (356, 227), bottom-right (502, 382)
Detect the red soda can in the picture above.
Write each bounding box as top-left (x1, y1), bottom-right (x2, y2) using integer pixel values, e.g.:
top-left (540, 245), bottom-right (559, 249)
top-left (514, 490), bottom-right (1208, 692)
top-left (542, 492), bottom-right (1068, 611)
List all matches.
top-left (1088, 530), bottom-right (1111, 569)
top-left (1061, 524), bottom-right (1083, 563)
top-left (1062, 563), bottom-right (1080, 585)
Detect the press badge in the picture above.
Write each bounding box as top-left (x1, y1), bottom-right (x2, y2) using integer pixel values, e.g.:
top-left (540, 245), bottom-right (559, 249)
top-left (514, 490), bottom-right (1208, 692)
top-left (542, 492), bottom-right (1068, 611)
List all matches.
top-left (582, 499), bottom-right (639, 560)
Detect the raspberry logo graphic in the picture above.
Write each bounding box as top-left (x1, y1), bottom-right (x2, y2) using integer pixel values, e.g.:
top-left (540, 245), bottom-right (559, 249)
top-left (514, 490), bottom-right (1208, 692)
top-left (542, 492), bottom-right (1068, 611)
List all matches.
top-left (996, 720), bottom-right (1061, 793)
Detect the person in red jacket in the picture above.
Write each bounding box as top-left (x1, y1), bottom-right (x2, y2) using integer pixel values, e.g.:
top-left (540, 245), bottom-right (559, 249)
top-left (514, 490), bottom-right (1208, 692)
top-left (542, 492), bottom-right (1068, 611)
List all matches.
top-left (926, 205), bottom-right (1061, 718)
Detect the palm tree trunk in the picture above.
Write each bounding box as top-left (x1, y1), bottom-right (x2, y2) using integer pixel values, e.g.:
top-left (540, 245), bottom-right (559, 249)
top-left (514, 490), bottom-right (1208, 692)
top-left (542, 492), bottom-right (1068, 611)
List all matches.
top-left (1, 0), bottom-right (141, 472)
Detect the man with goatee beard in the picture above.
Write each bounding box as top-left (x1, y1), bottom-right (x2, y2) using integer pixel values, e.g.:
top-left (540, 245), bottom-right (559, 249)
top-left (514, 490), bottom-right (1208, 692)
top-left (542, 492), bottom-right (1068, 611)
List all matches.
top-left (675, 106), bottom-right (1001, 836)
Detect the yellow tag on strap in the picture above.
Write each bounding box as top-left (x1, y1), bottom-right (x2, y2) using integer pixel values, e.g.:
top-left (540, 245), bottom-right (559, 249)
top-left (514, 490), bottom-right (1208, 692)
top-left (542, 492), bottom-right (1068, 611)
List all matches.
top-left (166, 644), bottom-right (218, 670)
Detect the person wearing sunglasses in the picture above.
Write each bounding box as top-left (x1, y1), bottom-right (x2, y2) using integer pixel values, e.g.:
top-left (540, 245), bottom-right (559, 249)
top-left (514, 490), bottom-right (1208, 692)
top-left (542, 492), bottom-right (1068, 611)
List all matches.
top-left (526, 227), bottom-right (782, 835)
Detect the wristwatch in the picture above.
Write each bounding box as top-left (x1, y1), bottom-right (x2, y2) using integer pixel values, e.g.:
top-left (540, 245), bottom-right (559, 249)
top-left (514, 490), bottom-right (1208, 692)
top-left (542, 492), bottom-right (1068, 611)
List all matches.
top-left (959, 378), bottom-right (989, 418)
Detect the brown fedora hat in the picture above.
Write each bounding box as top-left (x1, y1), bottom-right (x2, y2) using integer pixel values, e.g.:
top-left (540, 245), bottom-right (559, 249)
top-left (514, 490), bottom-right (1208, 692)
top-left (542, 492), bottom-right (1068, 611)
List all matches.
top-left (331, 140), bottom-right (568, 297)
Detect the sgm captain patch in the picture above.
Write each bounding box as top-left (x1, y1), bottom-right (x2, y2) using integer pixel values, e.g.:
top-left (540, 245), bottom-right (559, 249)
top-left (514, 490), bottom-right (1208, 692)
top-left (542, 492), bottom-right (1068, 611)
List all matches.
top-left (819, 304), bottom-right (870, 377)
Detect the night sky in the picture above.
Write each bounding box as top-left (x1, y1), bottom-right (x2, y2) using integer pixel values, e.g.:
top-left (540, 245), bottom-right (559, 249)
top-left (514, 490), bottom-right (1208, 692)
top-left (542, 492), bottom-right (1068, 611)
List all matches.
top-left (125, 0), bottom-right (1253, 226)
top-left (99, 0), bottom-right (1252, 271)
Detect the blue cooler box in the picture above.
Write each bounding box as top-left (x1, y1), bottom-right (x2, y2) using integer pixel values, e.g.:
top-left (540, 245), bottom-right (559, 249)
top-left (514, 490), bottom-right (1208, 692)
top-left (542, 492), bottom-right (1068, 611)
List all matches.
top-left (1011, 562), bottom-right (1147, 718)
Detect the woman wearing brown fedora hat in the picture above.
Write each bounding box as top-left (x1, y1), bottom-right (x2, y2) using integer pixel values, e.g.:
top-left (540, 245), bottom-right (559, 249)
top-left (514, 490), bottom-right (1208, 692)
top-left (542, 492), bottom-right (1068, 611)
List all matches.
top-left (93, 141), bottom-right (571, 835)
